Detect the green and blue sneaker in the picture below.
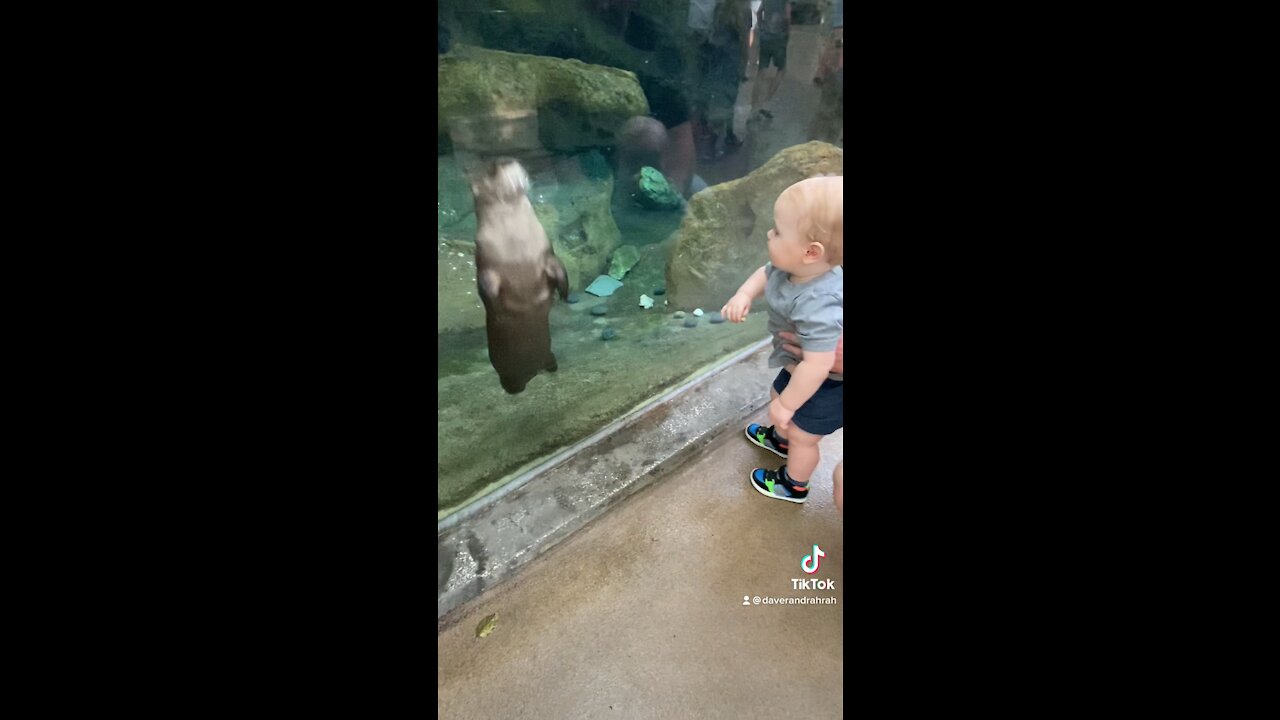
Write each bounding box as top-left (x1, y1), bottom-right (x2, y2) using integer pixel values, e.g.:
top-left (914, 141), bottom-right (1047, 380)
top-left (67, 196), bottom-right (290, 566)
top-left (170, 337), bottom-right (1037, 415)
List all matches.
top-left (746, 423), bottom-right (789, 458)
top-left (750, 465), bottom-right (809, 504)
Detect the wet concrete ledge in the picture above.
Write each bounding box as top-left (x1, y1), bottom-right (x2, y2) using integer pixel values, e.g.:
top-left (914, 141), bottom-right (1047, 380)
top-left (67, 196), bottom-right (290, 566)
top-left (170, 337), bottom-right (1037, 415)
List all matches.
top-left (438, 339), bottom-right (775, 628)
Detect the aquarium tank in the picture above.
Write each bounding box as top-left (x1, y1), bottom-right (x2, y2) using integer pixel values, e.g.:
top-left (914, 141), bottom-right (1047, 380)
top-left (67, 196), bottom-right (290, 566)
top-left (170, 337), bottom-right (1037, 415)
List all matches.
top-left (438, 0), bottom-right (843, 518)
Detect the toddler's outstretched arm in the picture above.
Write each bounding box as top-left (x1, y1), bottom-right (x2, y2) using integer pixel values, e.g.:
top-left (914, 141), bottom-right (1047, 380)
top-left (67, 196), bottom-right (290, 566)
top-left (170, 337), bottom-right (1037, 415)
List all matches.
top-left (721, 265), bottom-right (767, 323)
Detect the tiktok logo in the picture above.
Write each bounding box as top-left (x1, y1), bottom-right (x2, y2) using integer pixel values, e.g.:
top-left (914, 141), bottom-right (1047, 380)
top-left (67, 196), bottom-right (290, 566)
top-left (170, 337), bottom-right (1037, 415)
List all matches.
top-left (801, 544), bottom-right (826, 574)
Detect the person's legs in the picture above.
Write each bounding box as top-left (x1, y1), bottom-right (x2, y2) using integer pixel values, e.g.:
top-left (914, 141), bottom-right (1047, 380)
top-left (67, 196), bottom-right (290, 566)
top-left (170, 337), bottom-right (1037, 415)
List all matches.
top-left (766, 68), bottom-right (784, 104)
top-left (751, 65), bottom-right (769, 110)
top-left (662, 121), bottom-right (697, 197)
top-left (751, 37), bottom-right (779, 113)
top-left (752, 36), bottom-right (786, 109)
top-left (750, 372), bottom-right (840, 504)
top-left (711, 116), bottom-right (729, 157)
top-left (699, 115), bottom-right (718, 160)
top-left (833, 460), bottom-right (843, 515)
top-left (746, 386), bottom-right (790, 457)
top-left (781, 426), bottom-right (820, 482)
top-left (746, 388), bottom-right (789, 455)
top-left (747, 425), bottom-right (818, 504)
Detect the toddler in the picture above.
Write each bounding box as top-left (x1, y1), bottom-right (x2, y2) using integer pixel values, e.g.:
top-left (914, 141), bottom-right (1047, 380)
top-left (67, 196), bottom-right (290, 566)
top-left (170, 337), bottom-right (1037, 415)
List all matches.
top-left (721, 176), bottom-right (843, 503)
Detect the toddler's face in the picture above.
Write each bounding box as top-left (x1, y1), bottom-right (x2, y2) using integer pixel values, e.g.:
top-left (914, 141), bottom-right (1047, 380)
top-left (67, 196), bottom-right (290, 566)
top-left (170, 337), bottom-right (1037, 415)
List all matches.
top-left (766, 195), bottom-right (810, 273)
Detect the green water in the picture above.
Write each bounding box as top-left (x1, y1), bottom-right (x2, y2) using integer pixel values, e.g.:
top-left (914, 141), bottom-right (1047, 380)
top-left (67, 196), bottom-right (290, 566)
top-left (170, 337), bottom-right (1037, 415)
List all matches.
top-left (437, 185), bottom-right (770, 515)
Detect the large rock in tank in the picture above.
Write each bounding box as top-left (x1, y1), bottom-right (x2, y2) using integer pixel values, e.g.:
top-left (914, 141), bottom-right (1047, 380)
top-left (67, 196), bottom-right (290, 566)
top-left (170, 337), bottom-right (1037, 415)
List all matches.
top-left (530, 155), bottom-right (621, 291)
top-left (665, 142), bottom-right (844, 312)
top-left (439, 45), bottom-right (649, 154)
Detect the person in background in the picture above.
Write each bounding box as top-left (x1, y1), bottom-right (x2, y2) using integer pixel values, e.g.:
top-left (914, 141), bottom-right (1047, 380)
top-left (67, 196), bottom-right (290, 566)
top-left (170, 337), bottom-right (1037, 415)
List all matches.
top-left (688, 0), bottom-right (718, 64)
top-left (750, 0), bottom-right (791, 122)
top-left (810, 0), bottom-right (843, 145)
top-left (814, 0), bottom-right (842, 84)
top-left (686, 0), bottom-right (719, 149)
top-left (702, 0), bottom-right (751, 159)
top-left (611, 11), bottom-right (707, 199)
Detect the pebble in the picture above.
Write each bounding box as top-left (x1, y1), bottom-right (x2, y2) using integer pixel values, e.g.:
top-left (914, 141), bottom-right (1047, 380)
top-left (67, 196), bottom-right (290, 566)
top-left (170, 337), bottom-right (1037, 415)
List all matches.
top-left (683, 316), bottom-right (699, 328)
top-left (591, 305), bottom-right (608, 316)
top-left (693, 308), bottom-right (704, 317)
top-left (653, 287), bottom-right (666, 296)
top-left (566, 292), bottom-right (580, 304)
top-left (709, 311), bottom-right (725, 324)
top-left (673, 311), bottom-right (686, 319)
top-left (602, 327), bottom-right (617, 341)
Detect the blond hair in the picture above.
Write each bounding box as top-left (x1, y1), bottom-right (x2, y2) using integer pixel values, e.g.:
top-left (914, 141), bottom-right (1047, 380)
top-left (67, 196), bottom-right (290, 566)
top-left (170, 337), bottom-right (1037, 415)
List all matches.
top-left (779, 176), bottom-right (843, 266)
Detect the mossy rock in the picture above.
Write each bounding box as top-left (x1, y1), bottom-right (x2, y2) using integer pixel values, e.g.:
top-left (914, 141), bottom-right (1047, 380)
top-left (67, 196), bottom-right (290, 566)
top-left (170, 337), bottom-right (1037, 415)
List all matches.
top-left (531, 156), bottom-right (621, 291)
top-left (665, 142), bottom-right (844, 312)
top-left (439, 45), bottom-right (649, 153)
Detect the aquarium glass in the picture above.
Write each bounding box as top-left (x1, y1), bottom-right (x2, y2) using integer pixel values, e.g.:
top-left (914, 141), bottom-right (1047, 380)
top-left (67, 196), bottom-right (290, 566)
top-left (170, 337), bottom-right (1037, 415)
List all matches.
top-left (438, 0), bottom-right (843, 516)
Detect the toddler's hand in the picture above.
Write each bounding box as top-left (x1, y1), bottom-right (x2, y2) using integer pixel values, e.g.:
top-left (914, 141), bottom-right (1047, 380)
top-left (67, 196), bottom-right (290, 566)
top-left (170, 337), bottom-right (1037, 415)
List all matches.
top-left (769, 397), bottom-right (795, 432)
top-left (721, 293), bottom-right (752, 323)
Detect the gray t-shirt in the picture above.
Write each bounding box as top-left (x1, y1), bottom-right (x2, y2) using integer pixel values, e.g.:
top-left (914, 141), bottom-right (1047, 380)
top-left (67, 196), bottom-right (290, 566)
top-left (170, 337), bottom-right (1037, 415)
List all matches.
top-left (764, 263), bottom-right (843, 380)
top-left (759, 0), bottom-right (790, 39)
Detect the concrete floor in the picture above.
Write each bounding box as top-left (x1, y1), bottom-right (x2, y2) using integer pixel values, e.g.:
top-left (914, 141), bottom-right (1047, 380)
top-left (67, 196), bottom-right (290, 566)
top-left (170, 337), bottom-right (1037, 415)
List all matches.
top-left (438, 410), bottom-right (844, 719)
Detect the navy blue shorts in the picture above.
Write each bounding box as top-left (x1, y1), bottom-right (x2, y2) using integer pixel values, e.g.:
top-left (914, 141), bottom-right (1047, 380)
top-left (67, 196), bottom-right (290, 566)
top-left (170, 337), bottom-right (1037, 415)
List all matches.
top-left (773, 369), bottom-right (844, 436)
top-left (758, 35), bottom-right (788, 70)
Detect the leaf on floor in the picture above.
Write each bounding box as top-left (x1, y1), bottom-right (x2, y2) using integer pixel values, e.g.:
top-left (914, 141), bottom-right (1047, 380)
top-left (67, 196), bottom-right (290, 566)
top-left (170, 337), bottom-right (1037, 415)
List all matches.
top-left (476, 613), bottom-right (498, 638)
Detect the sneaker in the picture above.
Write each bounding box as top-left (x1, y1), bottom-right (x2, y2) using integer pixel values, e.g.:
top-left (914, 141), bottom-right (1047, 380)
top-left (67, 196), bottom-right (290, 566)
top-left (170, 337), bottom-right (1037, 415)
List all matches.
top-left (750, 465), bottom-right (809, 504)
top-left (745, 423), bottom-right (789, 458)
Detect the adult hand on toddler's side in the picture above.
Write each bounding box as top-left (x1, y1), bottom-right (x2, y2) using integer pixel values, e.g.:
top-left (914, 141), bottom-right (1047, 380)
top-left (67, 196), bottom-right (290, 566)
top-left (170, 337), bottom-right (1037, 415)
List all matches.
top-left (720, 293), bottom-right (753, 323)
top-left (778, 331), bottom-right (844, 375)
top-left (769, 397), bottom-right (795, 432)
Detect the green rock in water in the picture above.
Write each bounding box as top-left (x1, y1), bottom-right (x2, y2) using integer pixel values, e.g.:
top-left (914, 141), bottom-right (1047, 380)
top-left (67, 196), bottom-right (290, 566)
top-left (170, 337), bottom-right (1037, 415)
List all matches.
top-left (635, 166), bottom-right (683, 211)
top-left (608, 245), bottom-right (641, 280)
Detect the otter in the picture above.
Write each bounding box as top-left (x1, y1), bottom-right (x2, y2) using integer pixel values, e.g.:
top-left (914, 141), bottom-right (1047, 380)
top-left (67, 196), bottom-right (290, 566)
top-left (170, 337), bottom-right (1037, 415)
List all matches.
top-left (469, 158), bottom-right (569, 394)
